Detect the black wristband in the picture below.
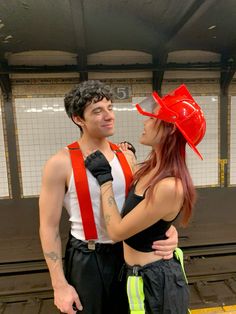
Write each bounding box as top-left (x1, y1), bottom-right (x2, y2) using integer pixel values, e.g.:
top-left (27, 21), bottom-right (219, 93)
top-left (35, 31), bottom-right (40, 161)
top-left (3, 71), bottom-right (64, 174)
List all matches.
top-left (97, 173), bottom-right (113, 186)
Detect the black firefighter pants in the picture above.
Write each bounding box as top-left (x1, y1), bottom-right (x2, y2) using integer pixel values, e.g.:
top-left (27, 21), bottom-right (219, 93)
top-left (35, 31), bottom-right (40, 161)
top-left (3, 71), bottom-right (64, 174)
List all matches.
top-left (64, 235), bottom-right (129, 314)
top-left (126, 258), bottom-right (190, 314)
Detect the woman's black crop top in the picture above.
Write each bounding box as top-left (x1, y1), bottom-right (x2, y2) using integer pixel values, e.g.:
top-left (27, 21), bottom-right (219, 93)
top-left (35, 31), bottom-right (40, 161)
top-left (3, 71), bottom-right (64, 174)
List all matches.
top-left (121, 184), bottom-right (177, 252)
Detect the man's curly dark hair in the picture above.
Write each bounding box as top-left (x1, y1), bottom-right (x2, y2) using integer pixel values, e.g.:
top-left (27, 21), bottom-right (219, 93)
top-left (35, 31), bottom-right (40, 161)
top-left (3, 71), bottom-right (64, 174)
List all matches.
top-left (64, 80), bottom-right (113, 123)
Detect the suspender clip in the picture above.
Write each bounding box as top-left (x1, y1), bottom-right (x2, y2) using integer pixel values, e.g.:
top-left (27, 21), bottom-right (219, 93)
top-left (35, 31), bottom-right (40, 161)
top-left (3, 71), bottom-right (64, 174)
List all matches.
top-left (88, 240), bottom-right (96, 250)
top-left (133, 266), bottom-right (139, 276)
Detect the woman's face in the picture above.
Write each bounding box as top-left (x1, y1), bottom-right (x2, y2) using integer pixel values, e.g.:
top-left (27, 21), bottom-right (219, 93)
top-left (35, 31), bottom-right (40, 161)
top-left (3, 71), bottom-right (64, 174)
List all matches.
top-left (139, 105), bottom-right (164, 147)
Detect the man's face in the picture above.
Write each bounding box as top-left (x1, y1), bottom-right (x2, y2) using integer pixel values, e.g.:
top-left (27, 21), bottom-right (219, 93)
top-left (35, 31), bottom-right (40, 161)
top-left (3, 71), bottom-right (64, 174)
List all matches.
top-left (75, 98), bottom-right (115, 139)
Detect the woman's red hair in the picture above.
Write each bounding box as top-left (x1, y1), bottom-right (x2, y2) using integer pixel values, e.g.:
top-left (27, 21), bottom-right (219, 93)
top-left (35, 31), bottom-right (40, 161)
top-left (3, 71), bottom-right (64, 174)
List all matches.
top-left (133, 120), bottom-right (196, 226)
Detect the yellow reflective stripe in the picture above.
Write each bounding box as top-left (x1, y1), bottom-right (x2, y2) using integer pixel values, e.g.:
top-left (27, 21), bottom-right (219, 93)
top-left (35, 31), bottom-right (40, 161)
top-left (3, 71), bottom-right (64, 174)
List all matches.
top-left (127, 276), bottom-right (145, 310)
top-left (175, 248), bottom-right (191, 314)
top-left (127, 276), bottom-right (135, 311)
top-left (135, 277), bottom-right (145, 310)
top-left (174, 247), bottom-right (188, 283)
top-left (127, 276), bottom-right (145, 313)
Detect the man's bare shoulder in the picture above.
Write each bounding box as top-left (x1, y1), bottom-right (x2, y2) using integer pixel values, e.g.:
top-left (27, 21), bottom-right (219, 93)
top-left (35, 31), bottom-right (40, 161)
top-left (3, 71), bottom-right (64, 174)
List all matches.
top-left (43, 148), bottom-right (71, 179)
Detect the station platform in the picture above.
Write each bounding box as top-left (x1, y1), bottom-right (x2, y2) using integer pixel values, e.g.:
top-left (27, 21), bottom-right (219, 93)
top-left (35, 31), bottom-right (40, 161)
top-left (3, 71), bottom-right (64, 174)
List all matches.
top-left (191, 305), bottom-right (236, 313)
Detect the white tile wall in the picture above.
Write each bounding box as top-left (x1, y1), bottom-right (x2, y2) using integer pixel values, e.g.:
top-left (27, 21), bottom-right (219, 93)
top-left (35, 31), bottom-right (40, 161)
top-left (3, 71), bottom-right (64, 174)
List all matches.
top-left (0, 102), bottom-right (10, 198)
top-left (14, 93), bottom-right (219, 197)
top-left (186, 96), bottom-right (219, 186)
top-left (14, 97), bottom-right (79, 196)
top-left (230, 97), bottom-right (236, 185)
top-left (13, 79), bottom-right (152, 197)
top-left (14, 96), bottom-right (151, 197)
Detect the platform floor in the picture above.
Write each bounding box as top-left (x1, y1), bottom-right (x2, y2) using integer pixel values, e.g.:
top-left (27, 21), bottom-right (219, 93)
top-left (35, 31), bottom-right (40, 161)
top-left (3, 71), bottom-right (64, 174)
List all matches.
top-left (191, 305), bottom-right (236, 313)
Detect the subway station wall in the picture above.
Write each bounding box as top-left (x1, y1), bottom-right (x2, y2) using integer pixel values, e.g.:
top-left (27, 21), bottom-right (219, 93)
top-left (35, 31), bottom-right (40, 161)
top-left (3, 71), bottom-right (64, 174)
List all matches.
top-left (0, 72), bottom-right (235, 264)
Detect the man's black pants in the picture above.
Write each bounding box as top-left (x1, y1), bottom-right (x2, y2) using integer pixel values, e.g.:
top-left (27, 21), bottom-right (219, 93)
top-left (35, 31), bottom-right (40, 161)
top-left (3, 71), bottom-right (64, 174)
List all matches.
top-left (64, 235), bottom-right (129, 314)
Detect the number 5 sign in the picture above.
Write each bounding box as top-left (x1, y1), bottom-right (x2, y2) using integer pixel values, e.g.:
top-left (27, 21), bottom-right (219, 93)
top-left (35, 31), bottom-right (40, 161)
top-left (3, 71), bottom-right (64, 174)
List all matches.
top-left (113, 86), bottom-right (130, 100)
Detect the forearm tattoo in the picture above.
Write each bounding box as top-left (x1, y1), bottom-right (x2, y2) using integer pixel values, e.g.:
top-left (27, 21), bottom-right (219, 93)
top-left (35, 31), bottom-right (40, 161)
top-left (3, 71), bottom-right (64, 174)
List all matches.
top-left (108, 195), bottom-right (115, 206)
top-left (104, 214), bottom-right (111, 226)
top-left (44, 251), bottom-right (60, 262)
top-left (102, 184), bottom-right (117, 227)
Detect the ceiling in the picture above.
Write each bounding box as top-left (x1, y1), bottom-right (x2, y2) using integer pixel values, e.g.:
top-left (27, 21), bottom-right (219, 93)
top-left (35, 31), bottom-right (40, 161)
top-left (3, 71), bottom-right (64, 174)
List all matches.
top-left (0, 0), bottom-right (236, 74)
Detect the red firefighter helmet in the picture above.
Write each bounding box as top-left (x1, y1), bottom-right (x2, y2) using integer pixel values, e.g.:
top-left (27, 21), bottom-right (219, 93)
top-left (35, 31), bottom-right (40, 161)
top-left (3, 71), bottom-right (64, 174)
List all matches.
top-left (136, 84), bottom-right (206, 159)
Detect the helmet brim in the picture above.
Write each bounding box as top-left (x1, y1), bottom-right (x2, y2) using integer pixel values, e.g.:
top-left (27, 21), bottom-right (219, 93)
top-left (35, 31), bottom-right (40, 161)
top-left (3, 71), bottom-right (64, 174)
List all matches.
top-left (176, 122), bottom-right (205, 160)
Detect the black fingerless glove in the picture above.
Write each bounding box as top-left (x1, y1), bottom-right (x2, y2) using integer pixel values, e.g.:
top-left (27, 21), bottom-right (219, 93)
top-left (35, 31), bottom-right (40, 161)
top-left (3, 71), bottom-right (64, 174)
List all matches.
top-left (85, 150), bottom-right (113, 186)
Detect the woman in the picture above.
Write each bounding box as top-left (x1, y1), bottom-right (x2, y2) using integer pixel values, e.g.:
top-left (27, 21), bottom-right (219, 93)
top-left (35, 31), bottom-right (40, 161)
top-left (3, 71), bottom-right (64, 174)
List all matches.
top-left (85, 84), bottom-right (206, 314)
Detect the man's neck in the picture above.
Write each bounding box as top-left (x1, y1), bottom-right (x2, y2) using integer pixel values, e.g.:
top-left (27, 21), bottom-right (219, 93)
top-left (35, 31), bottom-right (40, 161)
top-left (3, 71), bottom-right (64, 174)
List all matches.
top-left (78, 136), bottom-right (113, 158)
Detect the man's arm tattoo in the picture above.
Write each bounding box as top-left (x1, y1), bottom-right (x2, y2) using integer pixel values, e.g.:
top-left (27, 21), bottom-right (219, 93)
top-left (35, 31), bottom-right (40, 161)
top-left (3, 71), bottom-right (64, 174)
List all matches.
top-left (108, 195), bottom-right (115, 206)
top-left (104, 214), bottom-right (111, 226)
top-left (44, 251), bottom-right (60, 262)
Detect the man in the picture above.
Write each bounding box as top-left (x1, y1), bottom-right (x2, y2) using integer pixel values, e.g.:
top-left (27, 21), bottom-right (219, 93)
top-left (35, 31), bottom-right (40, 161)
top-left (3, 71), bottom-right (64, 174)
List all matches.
top-left (39, 80), bottom-right (178, 314)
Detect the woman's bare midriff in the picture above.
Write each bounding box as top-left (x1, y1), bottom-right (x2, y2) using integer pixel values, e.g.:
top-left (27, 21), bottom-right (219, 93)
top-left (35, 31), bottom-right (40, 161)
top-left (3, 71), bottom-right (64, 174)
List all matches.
top-left (123, 242), bottom-right (163, 266)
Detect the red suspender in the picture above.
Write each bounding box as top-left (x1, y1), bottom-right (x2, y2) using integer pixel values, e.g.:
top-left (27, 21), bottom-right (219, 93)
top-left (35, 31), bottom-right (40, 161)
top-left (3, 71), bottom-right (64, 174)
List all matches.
top-left (68, 141), bottom-right (133, 240)
top-left (109, 142), bottom-right (133, 197)
top-left (68, 141), bottom-right (98, 240)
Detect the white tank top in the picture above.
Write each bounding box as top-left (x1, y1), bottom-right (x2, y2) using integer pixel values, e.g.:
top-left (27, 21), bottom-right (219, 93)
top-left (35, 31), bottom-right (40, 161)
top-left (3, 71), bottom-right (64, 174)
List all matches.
top-left (63, 155), bottom-right (126, 243)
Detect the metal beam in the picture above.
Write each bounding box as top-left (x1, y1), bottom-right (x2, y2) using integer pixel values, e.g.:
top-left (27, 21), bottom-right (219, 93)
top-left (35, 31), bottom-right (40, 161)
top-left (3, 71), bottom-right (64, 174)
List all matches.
top-left (219, 55), bottom-right (234, 187)
top-left (152, 55), bottom-right (168, 95)
top-left (0, 75), bottom-right (11, 99)
top-left (0, 61), bottom-right (230, 74)
top-left (0, 74), bottom-right (21, 198)
top-left (77, 53), bottom-right (88, 81)
top-left (220, 56), bottom-right (235, 95)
